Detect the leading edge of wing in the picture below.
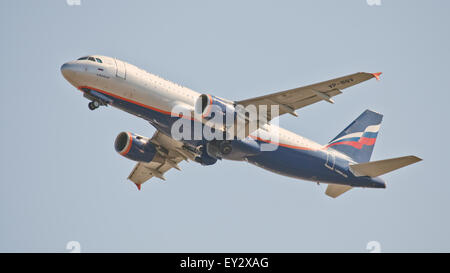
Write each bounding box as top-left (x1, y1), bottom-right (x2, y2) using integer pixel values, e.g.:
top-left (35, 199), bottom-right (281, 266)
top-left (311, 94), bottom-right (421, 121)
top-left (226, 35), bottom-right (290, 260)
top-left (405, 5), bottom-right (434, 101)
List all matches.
top-left (235, 72), bottom-right (382, 107)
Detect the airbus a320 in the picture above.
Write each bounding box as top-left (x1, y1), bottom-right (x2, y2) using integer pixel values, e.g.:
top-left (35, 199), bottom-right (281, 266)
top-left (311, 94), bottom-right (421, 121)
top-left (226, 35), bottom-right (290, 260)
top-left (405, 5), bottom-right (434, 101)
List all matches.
top-left (61, 55), bottom-right (421, 198)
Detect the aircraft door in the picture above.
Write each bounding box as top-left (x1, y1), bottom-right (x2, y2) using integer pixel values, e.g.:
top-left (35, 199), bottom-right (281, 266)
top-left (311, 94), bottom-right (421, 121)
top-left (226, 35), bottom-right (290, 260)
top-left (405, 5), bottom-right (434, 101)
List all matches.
top-left (325, 149), bottom-right (335, 170)
top-left (114, 58), bottom-right (126, 79)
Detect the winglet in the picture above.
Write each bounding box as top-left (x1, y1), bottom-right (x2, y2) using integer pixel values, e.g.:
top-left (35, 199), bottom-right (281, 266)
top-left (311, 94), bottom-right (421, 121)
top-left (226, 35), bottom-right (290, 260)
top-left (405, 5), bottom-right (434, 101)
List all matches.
top-left (372, 72), bottom-right (382, 81)
top-left (135, 183), bottom-right (141, 191)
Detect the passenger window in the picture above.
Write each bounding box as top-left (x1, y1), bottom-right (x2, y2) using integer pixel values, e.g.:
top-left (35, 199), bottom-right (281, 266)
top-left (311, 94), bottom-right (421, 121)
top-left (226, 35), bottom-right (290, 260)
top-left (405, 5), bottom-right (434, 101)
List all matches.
top-left (96, 58), bottom-right (102, 63)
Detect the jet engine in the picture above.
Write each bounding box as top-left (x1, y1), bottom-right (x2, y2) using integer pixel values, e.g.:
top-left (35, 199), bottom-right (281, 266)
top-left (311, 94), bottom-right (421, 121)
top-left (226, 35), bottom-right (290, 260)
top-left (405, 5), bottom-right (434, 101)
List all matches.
top-left (194, 94), bottom-right (236, 121)
top-left (195, 94), bottom-right (257, 140)
top-left (114, 131), bottom-right (157, 162)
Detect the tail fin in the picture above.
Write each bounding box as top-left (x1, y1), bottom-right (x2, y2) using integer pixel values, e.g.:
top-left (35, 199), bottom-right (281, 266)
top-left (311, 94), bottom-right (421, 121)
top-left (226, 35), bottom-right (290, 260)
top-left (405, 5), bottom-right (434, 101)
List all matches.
top-left (327, 110), bottom-right (383, 163)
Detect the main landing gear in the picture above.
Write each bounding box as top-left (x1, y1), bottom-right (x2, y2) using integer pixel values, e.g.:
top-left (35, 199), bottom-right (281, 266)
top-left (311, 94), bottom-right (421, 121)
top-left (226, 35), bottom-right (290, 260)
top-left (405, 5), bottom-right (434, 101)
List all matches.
top-left (88, 100), bottom-right (100, 110)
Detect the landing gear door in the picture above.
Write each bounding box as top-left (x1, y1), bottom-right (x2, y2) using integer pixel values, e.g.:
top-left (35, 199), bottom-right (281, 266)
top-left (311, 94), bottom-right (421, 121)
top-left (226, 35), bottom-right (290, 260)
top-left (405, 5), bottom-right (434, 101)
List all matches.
top-left (114, 58), bottom-right (126, 79)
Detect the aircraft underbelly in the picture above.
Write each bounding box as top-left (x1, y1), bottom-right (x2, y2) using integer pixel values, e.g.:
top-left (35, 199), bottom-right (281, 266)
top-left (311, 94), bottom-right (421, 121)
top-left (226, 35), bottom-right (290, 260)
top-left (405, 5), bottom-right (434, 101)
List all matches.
top-left (82, 86), bottom-right (379, 187)
top-left (246, 146), bottom-right (353, 184)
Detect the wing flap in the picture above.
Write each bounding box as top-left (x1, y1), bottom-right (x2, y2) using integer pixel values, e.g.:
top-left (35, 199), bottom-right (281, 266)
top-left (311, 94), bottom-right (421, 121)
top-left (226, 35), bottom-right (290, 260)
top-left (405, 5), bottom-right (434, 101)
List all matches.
top-left (126, 131), bottom-right (197, 189)
top-left (128, 162), bottom-right (159, 184)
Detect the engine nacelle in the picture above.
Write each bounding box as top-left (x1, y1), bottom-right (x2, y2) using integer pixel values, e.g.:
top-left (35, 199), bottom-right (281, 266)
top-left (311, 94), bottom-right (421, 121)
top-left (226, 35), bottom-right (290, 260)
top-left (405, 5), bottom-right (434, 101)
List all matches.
top-left (114, 132), bottom-right (157, 162)
top-left (195, 94), bottom-right (259, 140)
top-left (195, 94), bottom-right (236, 121)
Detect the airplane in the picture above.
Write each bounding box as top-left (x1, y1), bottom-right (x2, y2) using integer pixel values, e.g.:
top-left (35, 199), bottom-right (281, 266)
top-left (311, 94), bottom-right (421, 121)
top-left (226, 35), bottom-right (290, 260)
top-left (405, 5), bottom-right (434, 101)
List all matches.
top-left (61, 55), bottom-right (422, 198)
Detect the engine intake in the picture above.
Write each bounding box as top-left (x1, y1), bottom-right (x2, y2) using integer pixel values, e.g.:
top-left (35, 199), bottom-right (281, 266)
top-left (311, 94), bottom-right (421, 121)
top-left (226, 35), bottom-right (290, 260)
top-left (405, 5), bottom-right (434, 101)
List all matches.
top-left (195, 94), bottom-right (258, 140)
top-left (195, 94), bottom-right (235, 120)
top-left (114, 132), bottom-right (157, 162)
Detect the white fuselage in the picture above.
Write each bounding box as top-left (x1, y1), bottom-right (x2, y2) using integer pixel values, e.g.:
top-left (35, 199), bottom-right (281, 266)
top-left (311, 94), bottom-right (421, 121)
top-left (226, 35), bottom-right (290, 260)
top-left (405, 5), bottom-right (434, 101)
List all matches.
top-left (61, 55), bottom-right (390, 191)
top-left (61, 55), bottom-right (328, 155)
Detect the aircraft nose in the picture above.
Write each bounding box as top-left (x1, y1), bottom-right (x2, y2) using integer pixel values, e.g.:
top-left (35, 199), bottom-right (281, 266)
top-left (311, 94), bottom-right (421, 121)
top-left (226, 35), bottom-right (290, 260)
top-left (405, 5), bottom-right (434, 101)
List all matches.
top-left (61, 61), bottom-right (85, 83)
top-left (60, 62), bottom-right (69, 72)
top-left (61, 62), bottom-right (75, 78)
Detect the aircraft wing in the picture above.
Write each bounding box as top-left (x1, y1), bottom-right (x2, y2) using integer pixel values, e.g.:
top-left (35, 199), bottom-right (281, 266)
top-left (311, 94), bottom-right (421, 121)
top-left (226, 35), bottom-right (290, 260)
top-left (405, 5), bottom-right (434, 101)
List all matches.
top-left (236, 72), bottom-right (381, 120)
top-left (127, 131), bottom-right (196, 190)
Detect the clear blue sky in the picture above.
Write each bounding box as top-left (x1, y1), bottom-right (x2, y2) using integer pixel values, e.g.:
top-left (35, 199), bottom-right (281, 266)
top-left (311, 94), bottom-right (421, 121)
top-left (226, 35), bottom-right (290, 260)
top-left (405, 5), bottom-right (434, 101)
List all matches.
top-left (1, 0), bottom-right (449, 252)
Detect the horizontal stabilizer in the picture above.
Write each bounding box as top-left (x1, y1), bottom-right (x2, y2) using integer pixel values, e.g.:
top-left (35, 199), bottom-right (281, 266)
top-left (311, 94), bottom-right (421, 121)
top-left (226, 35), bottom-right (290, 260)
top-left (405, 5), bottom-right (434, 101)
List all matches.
top-left (349, 156), bottom-right (422, 177)
top-left (325, 184), bottom-right (353, 198)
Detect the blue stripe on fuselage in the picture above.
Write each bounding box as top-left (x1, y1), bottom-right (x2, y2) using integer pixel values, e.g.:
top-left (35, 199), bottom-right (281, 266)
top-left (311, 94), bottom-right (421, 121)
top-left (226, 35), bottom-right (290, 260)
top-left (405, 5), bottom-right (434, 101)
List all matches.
top-left (84, 88), bottom-right (385, 189)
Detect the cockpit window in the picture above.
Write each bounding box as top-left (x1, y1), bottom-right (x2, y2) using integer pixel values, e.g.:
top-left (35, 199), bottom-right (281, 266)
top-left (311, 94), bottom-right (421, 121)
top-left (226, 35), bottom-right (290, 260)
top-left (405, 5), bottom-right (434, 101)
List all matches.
top-left (78, 56), bottom-right (104, 63)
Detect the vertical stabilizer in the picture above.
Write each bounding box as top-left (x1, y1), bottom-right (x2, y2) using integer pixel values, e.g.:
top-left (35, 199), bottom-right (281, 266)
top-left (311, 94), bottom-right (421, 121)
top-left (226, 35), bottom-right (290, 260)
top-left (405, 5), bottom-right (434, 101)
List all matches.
top-left (327, 110), bottom-right (383, 163)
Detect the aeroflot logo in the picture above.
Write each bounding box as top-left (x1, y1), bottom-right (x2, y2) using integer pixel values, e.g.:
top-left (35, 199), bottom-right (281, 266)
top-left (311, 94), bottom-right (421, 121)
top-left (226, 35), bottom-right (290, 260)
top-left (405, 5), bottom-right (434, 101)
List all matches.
top-left (170, 104), bottom-right (280, 152)
top-left (327, 124), bottom-right (380, 149)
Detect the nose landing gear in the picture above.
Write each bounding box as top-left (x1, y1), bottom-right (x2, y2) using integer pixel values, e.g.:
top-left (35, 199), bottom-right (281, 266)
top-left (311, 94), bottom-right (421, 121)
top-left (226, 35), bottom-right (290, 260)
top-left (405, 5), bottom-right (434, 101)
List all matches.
top-left (81, 88), bottom-right (110, 111)
top-left (88, 100), bottom-right (100, 110)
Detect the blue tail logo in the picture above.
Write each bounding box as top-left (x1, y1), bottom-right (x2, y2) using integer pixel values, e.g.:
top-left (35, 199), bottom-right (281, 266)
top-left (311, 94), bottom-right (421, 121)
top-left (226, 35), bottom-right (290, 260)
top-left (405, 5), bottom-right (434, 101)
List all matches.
top-left (327, 110), bottom-right (383, 163)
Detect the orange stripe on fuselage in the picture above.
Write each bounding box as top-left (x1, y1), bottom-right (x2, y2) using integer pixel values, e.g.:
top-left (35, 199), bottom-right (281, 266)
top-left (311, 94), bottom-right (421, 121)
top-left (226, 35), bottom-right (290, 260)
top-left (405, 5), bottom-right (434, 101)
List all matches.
top-left (78, 86), bottom-right (194, 120)
top-left (249, 135), bottom-right (320, 151)
top-left (78, 86), bottom-right (324, 152)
